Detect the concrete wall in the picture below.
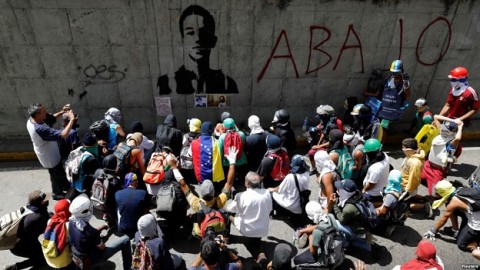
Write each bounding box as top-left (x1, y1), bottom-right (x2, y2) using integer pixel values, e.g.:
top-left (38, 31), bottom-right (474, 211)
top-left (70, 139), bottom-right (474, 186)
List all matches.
top-left (1, 0), bottom-right (479, 137)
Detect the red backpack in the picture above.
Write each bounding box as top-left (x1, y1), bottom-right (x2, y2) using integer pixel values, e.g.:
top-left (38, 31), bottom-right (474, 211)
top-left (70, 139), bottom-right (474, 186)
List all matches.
top-left (223, 131), bottom-right (243, 161)
top-left (143, 152), bottom-right (166, 185)
top-left (269, 151), bottom-right (290, 181)
top-left (199, 202), bottom-right (226, 238)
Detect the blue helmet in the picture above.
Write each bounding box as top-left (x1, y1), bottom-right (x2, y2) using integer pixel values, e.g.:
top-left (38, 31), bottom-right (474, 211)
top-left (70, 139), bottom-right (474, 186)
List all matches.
top-left (390, 60), bottom-right (403, 73)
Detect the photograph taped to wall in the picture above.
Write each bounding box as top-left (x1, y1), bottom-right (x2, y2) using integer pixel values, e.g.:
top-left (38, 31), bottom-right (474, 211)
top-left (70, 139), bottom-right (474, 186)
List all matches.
top-left (194, 95), bottom-right (207, 107)
top-left (207, 94), bottom-right (230, 107)
top-left (154, 97), bottom-right (172, 116)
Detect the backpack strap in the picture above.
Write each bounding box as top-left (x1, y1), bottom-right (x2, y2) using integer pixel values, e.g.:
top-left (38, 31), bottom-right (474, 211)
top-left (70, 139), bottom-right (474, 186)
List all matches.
top-left (294, 174), bottom-right (301, 193)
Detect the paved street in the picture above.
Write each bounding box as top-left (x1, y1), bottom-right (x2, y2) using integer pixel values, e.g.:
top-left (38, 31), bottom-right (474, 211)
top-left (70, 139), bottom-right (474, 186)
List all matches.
top-left (0, 143), bottom-right (479, 269)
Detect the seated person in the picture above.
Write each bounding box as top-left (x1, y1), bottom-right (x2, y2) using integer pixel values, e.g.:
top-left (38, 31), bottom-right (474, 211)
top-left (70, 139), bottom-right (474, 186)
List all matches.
top-left (332, 179), bottom-right (373, 252)
top-left (190, 235), bottom-right (242, 269)
top-left (375, 170), bottom-right (402, 236)
top-left (268, 155), bottom-right (310, 219)
top-left (133, 214), bottom-right (182, 269)
top-left (41, 199), bottom-right (73, 269)
top-left (68, 194), bottom-right (132, 269)
top-left (314, 150), bottom-right (338, 213)
top-left (6, 190), bottom-right (50, 270)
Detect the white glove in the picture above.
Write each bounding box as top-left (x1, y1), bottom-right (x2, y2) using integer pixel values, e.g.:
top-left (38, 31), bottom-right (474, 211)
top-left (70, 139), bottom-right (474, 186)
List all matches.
top-left (225, 146), bottom-right (239, 165)
top-left (423, 228), bottom-right (438, 241)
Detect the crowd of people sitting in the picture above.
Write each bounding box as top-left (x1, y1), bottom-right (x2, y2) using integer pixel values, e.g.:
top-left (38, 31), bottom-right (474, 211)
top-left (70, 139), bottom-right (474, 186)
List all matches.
top-left (3, 63), bottom-right (480, 269)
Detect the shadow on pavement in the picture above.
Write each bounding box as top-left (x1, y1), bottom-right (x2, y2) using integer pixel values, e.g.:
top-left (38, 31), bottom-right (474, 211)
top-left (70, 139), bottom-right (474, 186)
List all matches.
top-left (389, 225), bottom-right (423, 247)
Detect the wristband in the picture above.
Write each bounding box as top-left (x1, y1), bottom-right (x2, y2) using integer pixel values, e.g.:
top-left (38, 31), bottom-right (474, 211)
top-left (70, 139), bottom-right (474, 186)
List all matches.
top-left (173, 169), bottom-right (183, 181)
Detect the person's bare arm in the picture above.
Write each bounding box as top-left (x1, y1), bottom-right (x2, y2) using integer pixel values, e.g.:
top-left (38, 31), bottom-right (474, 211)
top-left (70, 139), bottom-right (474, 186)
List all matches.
top-left (362, 182), bottom-right (376, 193)
top-left (191, 253), bottom-right (203, 267)
top-left (329, 152), bottom-right (339, 166)
top-left (439, 103), bottom-right (450, 117)
top-left (60, 110), bottom-right (76, 138)
top-left (116, 125), bottom-right (126, 138)
top-left (168, 156), bottom-right (191, 194)
top-left (459, 108), bottom-right (479, 122)
top-left (134, 150), bottom-right (145, 175)
top-left (322, 173), bottom-right (335, 213)
top-left (434, 197), bottom-right (468, 231)
top-left (353, 150), bottom-right (363, 171)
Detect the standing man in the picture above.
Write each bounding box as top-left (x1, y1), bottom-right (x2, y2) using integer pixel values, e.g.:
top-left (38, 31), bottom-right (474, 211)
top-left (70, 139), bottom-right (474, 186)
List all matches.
top-left (439, 67), bottom-right (480, 126)
top-left (26, 103), bottom-right (76, 200)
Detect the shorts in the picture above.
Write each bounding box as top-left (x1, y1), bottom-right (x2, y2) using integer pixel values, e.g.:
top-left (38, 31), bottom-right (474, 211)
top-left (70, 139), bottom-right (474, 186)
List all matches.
top-left (421, 160), bottom-right (447, 195)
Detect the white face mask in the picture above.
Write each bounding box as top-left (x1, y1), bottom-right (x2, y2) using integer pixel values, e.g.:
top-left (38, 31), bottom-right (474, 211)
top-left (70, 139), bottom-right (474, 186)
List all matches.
top-left (451, 81), bottom-right (468, 96)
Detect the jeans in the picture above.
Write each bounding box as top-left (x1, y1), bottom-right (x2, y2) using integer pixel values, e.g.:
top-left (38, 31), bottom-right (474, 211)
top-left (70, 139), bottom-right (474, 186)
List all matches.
top-left (94, 235), bottom-right (132, 270)
top-left (335, 221), bottom-right (372, 252)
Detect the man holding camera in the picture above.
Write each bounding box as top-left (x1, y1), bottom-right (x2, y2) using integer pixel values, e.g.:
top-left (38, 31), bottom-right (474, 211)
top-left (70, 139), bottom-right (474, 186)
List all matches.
top-left (26, 103), bottom-right (77, 200)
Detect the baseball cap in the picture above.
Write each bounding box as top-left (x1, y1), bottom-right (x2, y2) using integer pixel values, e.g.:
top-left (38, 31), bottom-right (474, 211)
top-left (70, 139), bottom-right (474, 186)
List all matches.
top-left (200, 180), bottom-right (214, 198)
top-left (28, 190), bottom-right (49, 206)
top-left (272, 243), bottom-right (293, 270)
top-left (334, 179), bottom-right (358, 192)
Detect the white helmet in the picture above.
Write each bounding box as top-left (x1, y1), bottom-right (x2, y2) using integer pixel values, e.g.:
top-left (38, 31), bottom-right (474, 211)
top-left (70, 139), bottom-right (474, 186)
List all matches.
top-left (414, 98), bottom-right (427, 108)
top-left (69, 194), bottom-right (92, 219)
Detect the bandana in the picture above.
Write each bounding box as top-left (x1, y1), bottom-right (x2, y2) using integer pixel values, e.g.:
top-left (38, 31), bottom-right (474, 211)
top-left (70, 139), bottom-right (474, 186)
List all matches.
top-left (43, 199), bottom-right (71, 256)
top-left (138, 214), bottom-right (163, 240)
top-left (451, 82), bottom-right (468, 97)
top-left (248, 115), bottom-right (264, 134)
top-left (337, 189), bottom-right (355, 208)
top-left (69, 212), bottom-right (92, 231)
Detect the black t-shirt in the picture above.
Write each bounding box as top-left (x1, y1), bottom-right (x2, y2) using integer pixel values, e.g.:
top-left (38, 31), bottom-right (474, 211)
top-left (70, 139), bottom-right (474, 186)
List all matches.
top-left (257, 155), bottom-right (276, 188)
top-left (245, 132), bottom-right (268, 171)
top-left (68, 220), bottom-right (102, 260)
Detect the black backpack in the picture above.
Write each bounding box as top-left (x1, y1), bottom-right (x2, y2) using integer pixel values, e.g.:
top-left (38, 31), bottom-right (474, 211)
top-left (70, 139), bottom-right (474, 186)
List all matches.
top-left (295, 214), bottom-right (344, 269)
top-left (113, 143), bottom-right (133, 178)
top-left (89, 120), bottom-right (109, 142)
top-left (350, 196), bottom-right (380, 229)
top-left (456, 187), bottom-right (480, 211)
top-left (386, 193), bottom-right (410, 224)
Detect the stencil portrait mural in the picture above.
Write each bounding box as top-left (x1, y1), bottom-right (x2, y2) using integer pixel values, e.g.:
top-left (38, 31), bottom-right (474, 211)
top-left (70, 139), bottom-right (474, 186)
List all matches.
top-left (157, 5), bottom-right (238, 95)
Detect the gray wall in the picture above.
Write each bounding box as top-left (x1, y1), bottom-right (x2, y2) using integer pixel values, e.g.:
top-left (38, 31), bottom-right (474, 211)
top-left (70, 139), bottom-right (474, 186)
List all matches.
top-left (1, 0), bottom-right (479, 137)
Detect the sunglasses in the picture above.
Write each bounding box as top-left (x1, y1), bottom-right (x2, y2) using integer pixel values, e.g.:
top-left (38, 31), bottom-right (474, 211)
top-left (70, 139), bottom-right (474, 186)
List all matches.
top-left (450, 78), bottom-right (466, 83)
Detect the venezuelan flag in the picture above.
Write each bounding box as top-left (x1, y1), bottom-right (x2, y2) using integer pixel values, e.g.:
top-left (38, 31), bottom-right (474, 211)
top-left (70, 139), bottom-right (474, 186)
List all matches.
top-left (191, 136), bottom-right (225, 183)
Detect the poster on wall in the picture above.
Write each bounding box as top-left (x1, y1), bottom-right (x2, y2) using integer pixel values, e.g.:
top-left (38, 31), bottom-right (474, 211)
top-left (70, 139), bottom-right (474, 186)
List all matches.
top-left (154, 97), bottom-right (173, 116)
top-left (157, 5), bottom-right (238, 96)
top-left (194, 94), bottom-right (230, 108)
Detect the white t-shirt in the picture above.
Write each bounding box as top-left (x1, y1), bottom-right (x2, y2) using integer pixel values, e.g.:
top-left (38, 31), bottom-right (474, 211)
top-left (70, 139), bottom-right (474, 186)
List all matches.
top-left (272, 172), bottom-right (310, 214)
top-left (363, 153), bottom-right (390, 197)
top-left (428, 135), bottom-right (452, 167)
top-left (126, 133), bottom-right (154, 153)
top-left (228, 188), bottom-right (272, 238)
top-left (26, 118), bottom-right (61, 168)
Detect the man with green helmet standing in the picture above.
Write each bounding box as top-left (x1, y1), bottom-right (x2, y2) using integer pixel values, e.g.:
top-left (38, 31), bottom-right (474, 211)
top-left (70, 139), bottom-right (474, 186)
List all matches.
top-left (361, 138), bottom-right (390, 207)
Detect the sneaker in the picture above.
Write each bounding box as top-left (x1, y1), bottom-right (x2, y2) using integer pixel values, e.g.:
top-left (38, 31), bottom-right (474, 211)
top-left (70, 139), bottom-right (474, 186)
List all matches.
top-left (424, 201), bottom-right (433, 219)
top-left (297, 233), bottom-right (309, 249)
top-left (383, 225), bottom-right (396, 237)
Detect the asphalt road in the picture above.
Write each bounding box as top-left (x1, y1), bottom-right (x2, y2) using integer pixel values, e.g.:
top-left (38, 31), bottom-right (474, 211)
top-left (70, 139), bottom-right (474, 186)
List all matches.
top-left (0, 144), bottom-right (479, 269)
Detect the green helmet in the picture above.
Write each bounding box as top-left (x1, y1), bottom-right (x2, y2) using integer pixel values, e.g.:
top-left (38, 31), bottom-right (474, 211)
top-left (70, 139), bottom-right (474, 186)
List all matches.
top-left (364, 138), bottom-right (382, 153)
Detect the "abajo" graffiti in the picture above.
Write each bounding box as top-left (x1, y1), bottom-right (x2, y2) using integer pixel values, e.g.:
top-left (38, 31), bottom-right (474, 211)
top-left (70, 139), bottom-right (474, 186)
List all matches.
top-left (257, 17), bottom-right (451, 83)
